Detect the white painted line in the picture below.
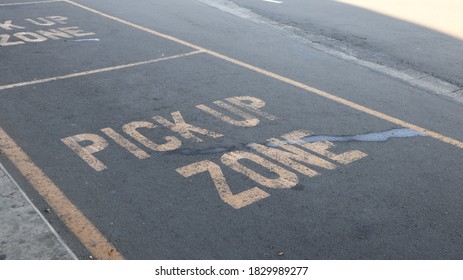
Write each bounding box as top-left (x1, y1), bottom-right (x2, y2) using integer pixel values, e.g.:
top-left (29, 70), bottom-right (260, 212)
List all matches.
top-left (261, 0), bottom-right (283, 3)
top-left (0, 0), bottom-right (63, 6)
top-left (0, 50), bottom-right (203, 91)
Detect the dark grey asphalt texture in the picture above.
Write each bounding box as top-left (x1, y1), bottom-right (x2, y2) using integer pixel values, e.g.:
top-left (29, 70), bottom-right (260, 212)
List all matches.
top-left (0, 0), bottom-right (462, 259)
top-left (231, 0), bottom-right (463, 87)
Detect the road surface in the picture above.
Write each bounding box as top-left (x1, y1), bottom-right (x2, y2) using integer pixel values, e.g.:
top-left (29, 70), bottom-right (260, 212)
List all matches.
top-left (0, 0), bottom-right (462, 259)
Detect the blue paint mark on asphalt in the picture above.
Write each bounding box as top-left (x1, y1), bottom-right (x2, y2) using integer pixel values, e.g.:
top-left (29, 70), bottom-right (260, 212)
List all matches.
top-left (303, 128), bottom-right (425, 143)
top-left (267, 128), bottom-right (425, 147)
top-left (176, 129), bottom-right (425, 155)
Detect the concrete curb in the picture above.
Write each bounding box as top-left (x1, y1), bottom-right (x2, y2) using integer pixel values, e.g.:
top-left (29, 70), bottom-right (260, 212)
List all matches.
top-left (197, 0), bottom-right (463, 104)
top-left (0, 162), bottom-right (76, 260)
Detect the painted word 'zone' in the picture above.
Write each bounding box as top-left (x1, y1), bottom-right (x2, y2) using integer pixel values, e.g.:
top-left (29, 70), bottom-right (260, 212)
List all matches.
top-left (176, 129), bottom-right (367, 209)
top-left (0, 16), bottom-right (95, 46)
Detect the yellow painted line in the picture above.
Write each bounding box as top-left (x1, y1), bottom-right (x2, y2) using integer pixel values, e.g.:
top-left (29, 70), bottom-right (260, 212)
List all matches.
top-left (1, 54), bottom-right (199, 256)
top-left (0, 0), bottom-right (63, 6)
top-left (0, 127), bottom-right (123, 259)
top-left (64, 0), bottom-right (463, 150)
top-left (0, 51), bottom-right (202, 92)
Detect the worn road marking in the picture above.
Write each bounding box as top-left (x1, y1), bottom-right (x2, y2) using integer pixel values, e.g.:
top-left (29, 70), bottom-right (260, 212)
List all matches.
top-left (61, 133), bottom-right (109, 172)
top-left (222, 151), bottom-right (299, 189)
top-left (0, 0), bottom-right (63, 6)
top-left (153, 111), bottom-right (224, 142)
top-left (0, 16), bottom-right (96, 47)
top-left (62, 96), bottom-right (272, 171)
top-left (196, 101), bottom-right (260, 127)
top-left (177, 129), bottom-right (368, 208)
top-left (63, 0), bottom-right (463, 150)
top-left (0, 17), bottom-right (96, 47)
top-left (249, 142), bottom-right (336, 177)
top-left (101, 128), bottom-right (150, 160)
top-left (122, 121), bottom-right (182, 153)
top-left (279, 130), bottom-right (368, 164)
top-left (176, 160), bottom-right (270, 209)
top-left (226, 96), bottom-right (278, 120)
top-left (0, 127), bottom-right (123, 259)
top-left (2, 0), bottom-right (461, 258)
top-left (0, 50), bottom-right (202, 91)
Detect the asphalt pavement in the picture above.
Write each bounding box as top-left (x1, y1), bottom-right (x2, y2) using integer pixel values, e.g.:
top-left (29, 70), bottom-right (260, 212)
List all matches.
top-left (230, 0), bottom-right (463, 88)
top-left (0, 0), bottom-right (462, 259)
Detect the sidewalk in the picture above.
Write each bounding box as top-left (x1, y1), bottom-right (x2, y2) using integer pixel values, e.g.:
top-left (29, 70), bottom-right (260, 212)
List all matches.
top-left (0, 163), bottom-right (76, 260)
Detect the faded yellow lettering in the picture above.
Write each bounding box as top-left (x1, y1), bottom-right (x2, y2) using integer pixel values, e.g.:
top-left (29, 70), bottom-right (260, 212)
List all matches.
top-left (122, 121), bottom-right (181, 152)
top-left (36, 29), bottom-right (73, 40)
top-left (25, 18), bottom-right (56, 26)
top-left (0, 20), bottom-right (24, 31)
top-left (153, 111), bottom-right (223, 143)
top-left (249, 142), bottom-right (336, 177)
top-left (282, 130), bottom-right (367, 164)
top-left (226, 96), bottom-right (277, 120)
top-left (14, 32), bottom-right (47, 43)
top-left (176, 160), bottom-right (270, 209)
top-left (221, 151), bottom-right (299, 189)
top-left (46, 16), bottom-right (68, 25)
top-left (61, 134), bottom-right (108, 171)
top-left (0, 34), bottom-right (24, 46)
top-left (101, 128), bottom-right (150, 159)
top-left (58, 26), bottom-right (95, 37)
top-left (196, 101), bottom-right (260, 127)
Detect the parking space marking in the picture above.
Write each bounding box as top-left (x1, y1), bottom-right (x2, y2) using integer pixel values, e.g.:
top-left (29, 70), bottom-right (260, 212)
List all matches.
top-left (63, 0), bottom-right (463, 150)
top-left (0, 15), bottom-right (96, 47)
top-left (1, 0), bottom-right (461, 259)
top-left (0, 0), bottom-right (63, 7)
top-left (59, 93), bottom-right (369, 209)
top-left (0, 127), bottom-right (123, 259)
top-left (0, 50), bottom-right (202, 92)
top-left (176, 127), bottom-right (368, 209)
top-left (60, 95), bottom-right (277, 171)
